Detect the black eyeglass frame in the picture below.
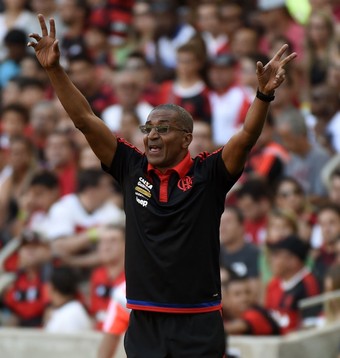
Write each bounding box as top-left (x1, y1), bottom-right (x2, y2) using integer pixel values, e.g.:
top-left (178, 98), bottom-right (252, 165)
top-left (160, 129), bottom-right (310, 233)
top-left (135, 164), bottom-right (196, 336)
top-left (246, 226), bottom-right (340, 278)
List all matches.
top-left (139, 124), bottom-right (190, 135)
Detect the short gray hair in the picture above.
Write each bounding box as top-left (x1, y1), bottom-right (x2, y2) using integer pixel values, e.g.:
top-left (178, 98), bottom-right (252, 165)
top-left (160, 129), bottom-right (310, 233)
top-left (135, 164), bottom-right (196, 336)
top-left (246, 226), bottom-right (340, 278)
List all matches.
top-left (151, 104), bottom-right (194, 133)
top-left (277, 108), bottom-right (307, 136)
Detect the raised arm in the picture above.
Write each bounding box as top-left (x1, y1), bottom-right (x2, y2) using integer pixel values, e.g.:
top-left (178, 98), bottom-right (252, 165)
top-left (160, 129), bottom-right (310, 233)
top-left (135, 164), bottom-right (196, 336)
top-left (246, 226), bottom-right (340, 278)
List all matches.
top-left (28, 14), bottom-right (117, 167)
top-left (222, 44), bottom-right (297, 176)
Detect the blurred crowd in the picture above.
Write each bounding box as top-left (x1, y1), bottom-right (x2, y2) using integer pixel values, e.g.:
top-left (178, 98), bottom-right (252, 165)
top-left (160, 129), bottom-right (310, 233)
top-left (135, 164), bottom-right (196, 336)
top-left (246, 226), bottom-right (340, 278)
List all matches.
top-left (0, 0), bottom-right (340, 353)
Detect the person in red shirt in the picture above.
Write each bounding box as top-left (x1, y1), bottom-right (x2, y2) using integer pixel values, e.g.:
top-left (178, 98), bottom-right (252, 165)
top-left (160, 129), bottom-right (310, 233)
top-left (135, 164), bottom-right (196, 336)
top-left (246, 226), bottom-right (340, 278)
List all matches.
top-left (89, 224), bottom-right (125, 329)
top-left (265, 234), bottom-right (320, 334)
top-left (221, 268), bottom-right (280, 336)
top-left (235, 178), bottom-right (272, 245)
top-left (1, 233), bottom-right (49, 327)
top-left (98, 281), bottom-right (129, 358)
top-left (158, 42), bottom-right (211, 123)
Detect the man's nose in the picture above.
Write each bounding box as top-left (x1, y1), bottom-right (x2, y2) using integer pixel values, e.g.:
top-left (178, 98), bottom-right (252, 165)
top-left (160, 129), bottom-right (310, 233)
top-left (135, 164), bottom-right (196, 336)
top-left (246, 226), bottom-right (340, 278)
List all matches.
top-left (148, 127), bottom-right (160, 138)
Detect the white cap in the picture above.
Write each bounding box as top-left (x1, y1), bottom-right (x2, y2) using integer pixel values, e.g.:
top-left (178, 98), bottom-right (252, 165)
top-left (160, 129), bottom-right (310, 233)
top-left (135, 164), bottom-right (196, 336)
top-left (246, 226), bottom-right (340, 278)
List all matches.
top-left (258, 0), bottom-right (286, 11)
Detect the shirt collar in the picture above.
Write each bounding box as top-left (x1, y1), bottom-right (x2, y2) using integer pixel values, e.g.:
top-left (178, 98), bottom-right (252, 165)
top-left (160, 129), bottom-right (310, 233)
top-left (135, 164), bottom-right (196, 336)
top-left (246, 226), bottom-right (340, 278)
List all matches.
top-left (147, 151), bottom-right (193, 178)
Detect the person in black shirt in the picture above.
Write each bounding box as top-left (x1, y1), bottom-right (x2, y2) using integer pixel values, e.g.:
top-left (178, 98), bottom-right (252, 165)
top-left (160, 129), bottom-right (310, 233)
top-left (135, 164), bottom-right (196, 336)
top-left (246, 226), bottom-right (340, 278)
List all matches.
top-left (28, 14), bottom-right (296, 358)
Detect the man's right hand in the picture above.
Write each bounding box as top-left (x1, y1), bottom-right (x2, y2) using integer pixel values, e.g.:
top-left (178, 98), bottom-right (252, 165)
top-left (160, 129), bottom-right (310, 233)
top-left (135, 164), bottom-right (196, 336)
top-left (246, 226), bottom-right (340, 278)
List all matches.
top-left (27, 14), bottom-right (60, 70)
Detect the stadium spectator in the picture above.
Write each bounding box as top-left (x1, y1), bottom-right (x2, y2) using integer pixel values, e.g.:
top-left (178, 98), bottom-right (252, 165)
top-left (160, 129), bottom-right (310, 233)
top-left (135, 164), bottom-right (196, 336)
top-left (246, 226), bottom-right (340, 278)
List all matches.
top-left (0, 137), bottom-right (38, 234)
top-left (219, 1), bottom-right (244, 52)
top-left (46, 169), bottom-right (124, 262)
top-left (0, 0), bottom-right (36, 61)
top-left (273, 176), bottom-right (317, 242)
top-left (208, 53), bottom-right (251, 146)
top-left (57, 0), bottom-right (89, 60)
top-left (67, 54), bottom-right (115, 116)
top-left (327, 168), bottom-right (340, 206)
top-left (221, 269), bottom-right (280, 336)
top-left (189, 120), bottom-right (214, 158)
top-left (98, 280), bottom-right (129, 358)
top-left (79, 144), bottom-right (101, 170)
top-left (11, 170), bottom-right (60, 242)
top-left (0, 171), bottom-right (60, 274)
top-left (303, 11), bottom-right (336, 87)
top-left (265, 234), bottom-right (320, 334)
top-left (259, 208), bottom-right (300, 289)
top-left (124, 51), bottom-right (160, 107)
top-left (101, 70), bottom-right (153, 133)
top-left (243, 111), bottom-right (289, 184)
top-left (310, 83), bottom-right (340, 154)
top-left (29, 101), bottom-right (59, 161)
top-left (195, 1), bottom-right (228, 59)
top-left (257, 0), bottom-right (305, 58)
top-left (0, 29), bottom-right (28, 89)
top-left (238, 53), bottom-right (270, 99)
top-left (129, 0), bottom-right (155, 56)
top-left (230, 27), bottom-right (260, 60)
top-left (44, 131), bottom-right (78, 196)
top-left (89, 224), bottom-right (125, 330)
top-left (313, 203), bottom-right (340, 279)
top-left (219, 206), bottom-right (260, 302)
top-left (276, 107), bottom-right (331, 197)
top-left (1, 232), bottom-right (49, 327)
top-left (118, 110), bottom-right (141, 145)
top-left (44, 266), bottom-right (93, 333)
top-left (146, 0), bottom-right (196, 83)
top-left (30, 0), bottom-right (67, 39)
top-left (16, 76), bottom-right (47, 111)
top-left (0, 103), bottom-right (30, 149)
top-left (235, 178), bottom-right (272, 245)
top-left (158, 42), bottom-right (211, 123)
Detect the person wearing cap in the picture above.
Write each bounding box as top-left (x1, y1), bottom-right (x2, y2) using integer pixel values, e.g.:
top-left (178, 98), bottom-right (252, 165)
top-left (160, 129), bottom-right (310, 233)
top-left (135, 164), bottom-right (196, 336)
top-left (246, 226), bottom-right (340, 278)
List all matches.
top-left (28, 14), bottom-right (296, 358)
top-left (208, 52), bottom-right (252, 146)
top-left (265, 234), bottom-right (321, 334)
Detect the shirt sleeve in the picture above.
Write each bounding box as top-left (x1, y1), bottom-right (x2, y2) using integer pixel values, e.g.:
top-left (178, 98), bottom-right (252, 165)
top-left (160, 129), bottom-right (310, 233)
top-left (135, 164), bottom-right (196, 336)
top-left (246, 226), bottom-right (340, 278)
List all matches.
top-left (101, 138), bottom-right (144, 185)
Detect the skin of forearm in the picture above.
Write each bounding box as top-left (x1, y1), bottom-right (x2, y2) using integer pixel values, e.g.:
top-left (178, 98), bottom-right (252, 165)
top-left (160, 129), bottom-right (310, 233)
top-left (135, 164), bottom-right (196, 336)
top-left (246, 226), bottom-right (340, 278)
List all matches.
top-left (51, 231), bottom-right (93, 256)
top-left (241, 98), bottom-right (270, 149)
top-left (62, 251), bottom-right (101, 268)
top-left (46, 65), bottom-right (95, 130)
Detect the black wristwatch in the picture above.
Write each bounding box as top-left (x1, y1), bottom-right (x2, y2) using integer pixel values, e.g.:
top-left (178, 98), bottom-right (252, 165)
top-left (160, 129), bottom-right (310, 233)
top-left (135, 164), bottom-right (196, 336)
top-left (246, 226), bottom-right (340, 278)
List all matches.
top-left (256, 88), bottom-right (275, 102)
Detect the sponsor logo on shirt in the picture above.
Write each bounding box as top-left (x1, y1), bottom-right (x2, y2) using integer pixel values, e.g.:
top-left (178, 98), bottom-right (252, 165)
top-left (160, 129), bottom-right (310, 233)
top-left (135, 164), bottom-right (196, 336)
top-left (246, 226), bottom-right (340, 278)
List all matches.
top-left (135, 177), bottom-right (153, 207)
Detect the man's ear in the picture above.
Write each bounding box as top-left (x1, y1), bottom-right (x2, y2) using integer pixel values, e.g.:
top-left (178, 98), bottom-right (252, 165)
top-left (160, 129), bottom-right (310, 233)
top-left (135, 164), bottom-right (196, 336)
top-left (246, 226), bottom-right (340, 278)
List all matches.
top-left (183, 133), bottom-right (193, 149)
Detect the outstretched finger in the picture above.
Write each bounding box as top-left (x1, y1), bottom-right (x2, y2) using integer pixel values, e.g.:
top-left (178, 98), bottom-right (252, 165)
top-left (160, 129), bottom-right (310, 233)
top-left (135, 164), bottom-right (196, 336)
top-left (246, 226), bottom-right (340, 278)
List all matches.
top-left (256, 61), bottom-right (264, 75)
top-left (38, 13), bottom-right (48, 37)
top-left (49, 18), bottom-right (56, 39)
top-left (280, 52), bottom-right (297, 67)
top-left (272, 44), bottom-right (289, 61)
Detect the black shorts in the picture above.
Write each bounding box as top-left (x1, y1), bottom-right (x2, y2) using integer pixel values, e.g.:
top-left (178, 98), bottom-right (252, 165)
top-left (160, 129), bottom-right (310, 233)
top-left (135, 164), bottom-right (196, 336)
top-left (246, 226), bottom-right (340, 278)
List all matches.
top-left (124, 309), bottom-right (226, 358)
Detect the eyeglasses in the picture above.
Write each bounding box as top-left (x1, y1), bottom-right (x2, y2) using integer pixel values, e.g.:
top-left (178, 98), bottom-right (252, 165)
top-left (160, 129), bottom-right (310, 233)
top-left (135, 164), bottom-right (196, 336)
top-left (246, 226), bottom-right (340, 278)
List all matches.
top-left (139, 124), bottom-right (189, 135)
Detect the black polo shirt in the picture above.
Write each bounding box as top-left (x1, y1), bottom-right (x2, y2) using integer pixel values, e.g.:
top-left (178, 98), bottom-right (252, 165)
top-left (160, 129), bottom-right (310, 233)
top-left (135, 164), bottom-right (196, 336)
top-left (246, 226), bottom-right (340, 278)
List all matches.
top-left (103, 138), bottom-right (241, 313)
